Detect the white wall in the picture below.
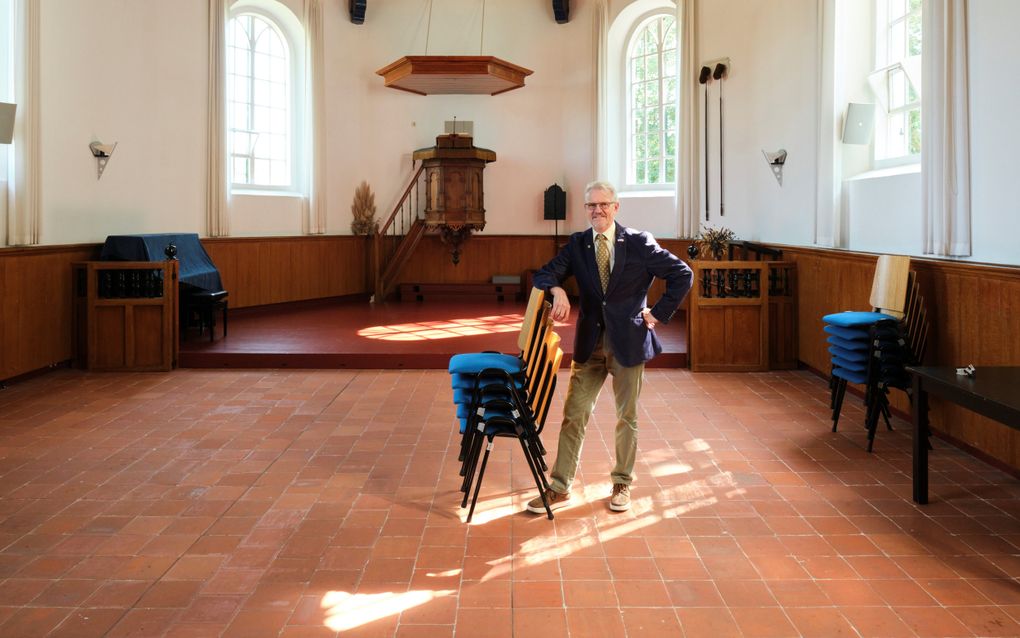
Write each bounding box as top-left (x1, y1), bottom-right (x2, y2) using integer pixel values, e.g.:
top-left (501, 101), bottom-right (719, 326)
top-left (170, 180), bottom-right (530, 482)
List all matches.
top-left (697, 0), bottom-right (820, 247)
top-left (39, 0), bottom-right (208, 244)
top-left (967, 1), bottom-right (1020, 266)
top-left (31, 0), bottom-right (597, 243)
top-left (9, 0), bottom-right (1020, 267)
top-left (344, 0), bottom-right (597, 237)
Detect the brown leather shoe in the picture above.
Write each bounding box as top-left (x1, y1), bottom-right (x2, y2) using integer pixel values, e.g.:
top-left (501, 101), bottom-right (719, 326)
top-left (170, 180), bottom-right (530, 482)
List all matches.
top-left (526, 488), bottom-right (570, 514)
top-left (610, 484), bottom-right (631, 511)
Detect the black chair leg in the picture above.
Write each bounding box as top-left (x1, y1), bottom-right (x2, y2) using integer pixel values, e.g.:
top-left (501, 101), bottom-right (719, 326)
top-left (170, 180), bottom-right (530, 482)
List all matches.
top-left (881, 400), bottom-right (893, 430)
top-left (461, 430), bottom-right (486, 506)
top-left (459, 425), bottom-right (475, 473)
top-left (518, 436), bottom-right (553, 519)
top-left (865, 393), bottom-right (886, 453)
top-left (466, 438), bottom-right (494, 523)
top-left (832, 379), bottom-right (848, 432)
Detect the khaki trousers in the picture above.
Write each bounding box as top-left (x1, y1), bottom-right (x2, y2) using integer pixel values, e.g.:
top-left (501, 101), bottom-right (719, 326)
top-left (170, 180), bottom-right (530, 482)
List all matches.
top-left (549, 332), bottom-right (644, 494)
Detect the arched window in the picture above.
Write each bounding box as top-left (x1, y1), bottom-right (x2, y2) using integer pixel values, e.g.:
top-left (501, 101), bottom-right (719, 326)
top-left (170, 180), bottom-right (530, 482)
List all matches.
top-left (227, 7), bottom-right (301, 190)
top-left (626, 15), bottom-right (678, 186)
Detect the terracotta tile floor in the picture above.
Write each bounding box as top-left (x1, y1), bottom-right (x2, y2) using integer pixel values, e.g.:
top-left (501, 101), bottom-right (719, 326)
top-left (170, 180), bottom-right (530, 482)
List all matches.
top-left (2, 367), bottom-right (1020, 637)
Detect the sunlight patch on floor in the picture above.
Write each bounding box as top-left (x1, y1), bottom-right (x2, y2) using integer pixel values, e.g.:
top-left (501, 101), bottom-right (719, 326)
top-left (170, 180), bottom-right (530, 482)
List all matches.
top-left (358, 314), bottom-right (524, 341)
top-left (322, 589), bottom-right (455, 631)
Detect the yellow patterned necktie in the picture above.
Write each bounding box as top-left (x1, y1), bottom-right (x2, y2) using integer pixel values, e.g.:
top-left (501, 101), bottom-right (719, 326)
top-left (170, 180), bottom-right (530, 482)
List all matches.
top-left (595, 233), bottom-right (610, 292)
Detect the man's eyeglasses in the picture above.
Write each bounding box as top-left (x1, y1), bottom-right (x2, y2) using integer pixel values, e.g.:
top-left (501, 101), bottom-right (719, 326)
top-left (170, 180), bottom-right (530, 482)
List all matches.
top-left (584, 202), bottom-right (617, 211)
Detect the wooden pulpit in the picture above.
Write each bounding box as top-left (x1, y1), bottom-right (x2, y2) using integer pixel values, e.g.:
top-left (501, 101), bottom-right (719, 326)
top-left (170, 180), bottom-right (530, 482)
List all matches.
top-left (412, 134), bottom-right (496, 264)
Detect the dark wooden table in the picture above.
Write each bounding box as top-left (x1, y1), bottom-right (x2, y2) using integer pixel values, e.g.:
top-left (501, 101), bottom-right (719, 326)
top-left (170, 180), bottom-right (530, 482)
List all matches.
top-left (908, 366), bottom-right (1020, 504)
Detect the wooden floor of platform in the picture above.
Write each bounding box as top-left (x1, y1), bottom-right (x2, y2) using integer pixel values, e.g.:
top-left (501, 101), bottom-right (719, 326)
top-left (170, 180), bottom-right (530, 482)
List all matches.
top-left (180, 298), bottom-right (687, 369)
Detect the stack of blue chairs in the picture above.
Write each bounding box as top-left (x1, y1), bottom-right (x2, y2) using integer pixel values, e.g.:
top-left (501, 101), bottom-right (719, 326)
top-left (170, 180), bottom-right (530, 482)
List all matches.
top-left (822, 255), bottom-right (918, 451)
top-left (455, 331), bottom-right (562, 522)
top-left (824, 311), bottom-right (907, 450)
top-left (448, 288), bottom-right (547, 456)
top-left (446, 288), bottom-right (560, 521)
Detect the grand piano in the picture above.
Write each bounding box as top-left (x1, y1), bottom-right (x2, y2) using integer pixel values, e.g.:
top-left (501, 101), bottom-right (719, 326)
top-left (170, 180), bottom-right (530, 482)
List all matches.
top-left (101, 233), bottom-right (227, 341)
top-left (100, 233), bottom-right (223, 293)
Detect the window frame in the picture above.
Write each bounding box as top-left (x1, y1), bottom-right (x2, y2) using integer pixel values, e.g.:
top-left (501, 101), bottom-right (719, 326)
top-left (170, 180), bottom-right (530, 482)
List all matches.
top-left (871, 0), bottom-right (921, 168)
top-left (623, 13), bottom-right (678, 192)
top-left (227, 2), bottom-right (305, 196)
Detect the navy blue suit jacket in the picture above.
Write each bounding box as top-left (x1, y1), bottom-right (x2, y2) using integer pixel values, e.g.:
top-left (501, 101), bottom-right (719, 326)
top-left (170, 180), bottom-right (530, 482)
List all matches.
top-left (533, 223), bottom-right (693, 368)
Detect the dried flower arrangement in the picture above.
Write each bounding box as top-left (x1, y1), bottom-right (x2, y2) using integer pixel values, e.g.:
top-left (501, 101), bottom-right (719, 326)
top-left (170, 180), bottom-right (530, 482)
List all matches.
top-left (695, 225), bottom-right (736, 259)
top-left (350, 181), bottom-right (377, 235)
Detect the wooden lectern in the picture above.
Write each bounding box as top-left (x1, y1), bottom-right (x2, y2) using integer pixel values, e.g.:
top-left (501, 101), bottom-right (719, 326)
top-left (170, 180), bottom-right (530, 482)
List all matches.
top-left (412, 134), bottom-right (496, 264)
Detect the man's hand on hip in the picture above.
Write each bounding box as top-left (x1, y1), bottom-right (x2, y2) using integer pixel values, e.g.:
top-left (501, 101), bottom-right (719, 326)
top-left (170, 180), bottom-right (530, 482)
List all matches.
top-left (641, 308), bottom-right (657, 330)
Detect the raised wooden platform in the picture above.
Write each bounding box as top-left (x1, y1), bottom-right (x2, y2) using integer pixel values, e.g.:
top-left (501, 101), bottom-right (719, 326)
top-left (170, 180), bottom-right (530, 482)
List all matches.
top-left (180, 298), bottom-right (686, 369)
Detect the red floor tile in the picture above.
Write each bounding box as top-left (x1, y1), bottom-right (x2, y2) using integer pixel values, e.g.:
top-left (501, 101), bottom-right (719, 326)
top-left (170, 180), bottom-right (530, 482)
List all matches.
top-left (3, 365), bottom-right (1020, 637)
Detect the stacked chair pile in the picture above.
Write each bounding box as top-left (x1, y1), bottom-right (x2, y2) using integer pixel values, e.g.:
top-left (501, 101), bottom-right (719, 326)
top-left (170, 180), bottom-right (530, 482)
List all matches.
top-left (824, 255), bottom-right (930, 451)
top-left (447, 288), bottom-right (564, 522)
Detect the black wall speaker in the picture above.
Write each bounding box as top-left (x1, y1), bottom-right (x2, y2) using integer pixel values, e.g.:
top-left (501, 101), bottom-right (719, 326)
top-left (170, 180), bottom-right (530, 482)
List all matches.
top-left (552, 0), bottom-right (569, 24)
top-left (544, 184), bottom-right (566, 221)
top-left (349, 0), bottom-right (367, 25)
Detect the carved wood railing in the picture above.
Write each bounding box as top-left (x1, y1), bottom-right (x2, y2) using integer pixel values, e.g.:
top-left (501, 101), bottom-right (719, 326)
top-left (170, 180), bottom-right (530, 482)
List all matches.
top-left (372, 163), bottom-right (427, 302)
top-left (687, 260), bottom-right (797, 371)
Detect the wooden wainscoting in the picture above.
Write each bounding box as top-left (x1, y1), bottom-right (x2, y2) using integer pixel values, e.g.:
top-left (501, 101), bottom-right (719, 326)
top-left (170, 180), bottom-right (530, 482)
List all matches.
top-left (394, 234), bottom-right (561, 286)
top-left (784, 246), bottom-right (1020, 468)
top-left (2, 234), bottom-right (691, 382)
top-left (0, 244), bottom-right (100, 381)
top-left (203, 235), bottom-right (369, 308)
top-left (393, 234), bottom-right (694, 308)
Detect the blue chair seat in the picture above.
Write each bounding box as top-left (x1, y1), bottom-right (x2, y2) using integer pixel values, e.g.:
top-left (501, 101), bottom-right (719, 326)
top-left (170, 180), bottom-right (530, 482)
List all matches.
top-left (828, 345), bottom-right (868, 363)
top-left (453, 387), bottom-right (513, 405)
top-left (832, 354), bottom-right (868, 373)
top-left (832, 366), bottom-right (868, 385)
top-left (449, 352), bottom-right (524, 375)
top-left (827, 334), bottom-right (869, 352)
top-left (823, 311), bottom-right (897, 327)
top-left (450, 372), bottom-right (524, 390)
top-left (823, 324), bottom-right (870, 341)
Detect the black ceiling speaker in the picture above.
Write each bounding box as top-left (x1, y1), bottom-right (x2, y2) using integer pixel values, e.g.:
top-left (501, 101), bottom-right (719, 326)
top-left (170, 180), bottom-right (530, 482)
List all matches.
top-left (552, 0), bottom-right (569, 24)
top-left (349, 0), bottom-right (367, 25)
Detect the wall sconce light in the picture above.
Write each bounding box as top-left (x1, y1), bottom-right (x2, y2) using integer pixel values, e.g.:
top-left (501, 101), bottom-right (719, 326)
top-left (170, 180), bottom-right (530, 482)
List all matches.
top-left (89, 141), bottom-right (117, 180)
top-left (0, 102), bottom-right (16, 145)
top-left (762, 149), bottom-right (787, 186)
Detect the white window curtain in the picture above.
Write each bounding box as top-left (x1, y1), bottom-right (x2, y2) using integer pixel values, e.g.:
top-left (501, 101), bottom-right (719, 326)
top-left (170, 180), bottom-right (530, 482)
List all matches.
top-left (206, 0), bottom-right (230, 237)
top-left (303, 0), bottom-right (326, 234)
top-left (813, 0), bottom-right (839, 248)
top-left (921, 0), bottom-right (970, 257)
top-left (675, 0), bottom-right (699, 238)
top-left (592, 0), bottom-right (608, 181)
top-left (6, 0), bottom-right (41, 246)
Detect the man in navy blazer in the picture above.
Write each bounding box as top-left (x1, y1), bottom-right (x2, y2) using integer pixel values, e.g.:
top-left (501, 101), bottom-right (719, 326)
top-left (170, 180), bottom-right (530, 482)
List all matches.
top-left (528, 181), bottom-right (692, 513)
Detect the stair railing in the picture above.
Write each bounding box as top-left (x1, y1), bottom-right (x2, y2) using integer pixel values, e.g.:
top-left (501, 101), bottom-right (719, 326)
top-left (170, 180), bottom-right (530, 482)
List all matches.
top-left (373, 162), bottom-right (427, 302)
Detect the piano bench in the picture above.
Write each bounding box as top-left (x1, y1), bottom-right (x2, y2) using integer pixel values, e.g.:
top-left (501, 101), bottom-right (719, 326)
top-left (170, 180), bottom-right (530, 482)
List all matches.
top-left (185, 290), bottom-right (229, 341)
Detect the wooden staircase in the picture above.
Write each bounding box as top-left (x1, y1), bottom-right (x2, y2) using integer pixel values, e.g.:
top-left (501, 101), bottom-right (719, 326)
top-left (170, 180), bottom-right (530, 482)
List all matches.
top-left (372, 163), bottom-right (427, 302)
